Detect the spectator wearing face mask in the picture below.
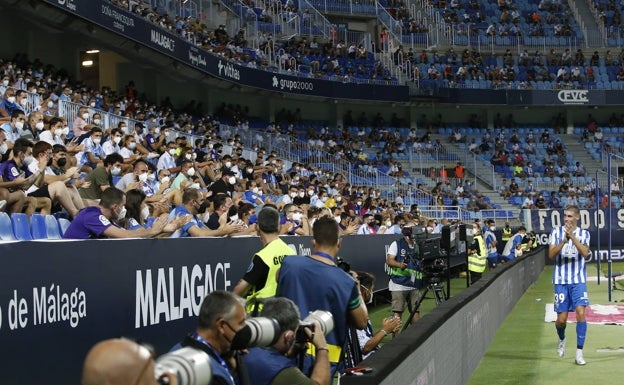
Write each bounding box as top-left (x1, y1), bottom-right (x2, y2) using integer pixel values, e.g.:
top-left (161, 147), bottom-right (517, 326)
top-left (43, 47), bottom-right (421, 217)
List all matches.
top-left (357, 213), bottom-right (377, 234)
top-left (118, 134), bottom-right (143, 168)
top-left (0, 88), bottom-right (22, 119)
top-left (78, 153), bottom-right (124, 205)
top-left (171, 160), bottom-right (203, 191)
top-left (1, 110), bottom-right (26, 149)
top-left (208, 169), bottom-right (237, 197)
top-left (120, 189), bottom-right (151, 230)
top-left (157, 140), bottom-right (181, 175)
top-left (280, 203), bottom-right (310, 236)
top-left (78, 127), bottom-right (106, 173)
top-left (102, 128), bottom-right (123, 156)
top-left (72, 106), bottom-right (94, 138)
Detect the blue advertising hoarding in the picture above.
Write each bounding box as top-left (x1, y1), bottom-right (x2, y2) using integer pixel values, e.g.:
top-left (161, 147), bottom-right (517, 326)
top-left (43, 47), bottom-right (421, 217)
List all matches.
top-left (0, 234), bottom-right (397, 384)
top-left (524, 208), bottom-right (624, 261)
top-left (42, 0), bottom-right (409, 102)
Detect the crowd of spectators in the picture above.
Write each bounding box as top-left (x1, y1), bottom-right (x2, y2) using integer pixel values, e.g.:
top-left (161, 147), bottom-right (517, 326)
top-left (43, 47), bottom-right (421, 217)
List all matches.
top-left (0, 53), bottom-right (468, 239)
top-left (109, 0), bottom-right (397, 83)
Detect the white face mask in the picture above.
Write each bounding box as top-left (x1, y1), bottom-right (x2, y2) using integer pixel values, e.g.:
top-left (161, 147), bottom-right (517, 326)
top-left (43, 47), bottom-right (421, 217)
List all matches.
top-left (228, 176), bottom-right (236, 185)
top-left (138, 173), bottom-right (148, 182)
top-left (185, 153), bottom-right (193, 160)
top-left (298, 191), bottom-right (305, 198)
top-left (111, 167), bottom-right (121, 176)
top-left (1, 80), bottom-right (8, 86)
top-left (90, 102), bottom-right (96, 108)
top-left (292, 212), bottom-right (302, 221)
top-left (168, 149), bottom-right (176, 155)
top-left (336, 196), bottom-right (342, 202)
top-left (308, 190), bottom-right (315, 196)
top-left (0, 143), bottom-right (8, 155)
top-left (35, 121), bottom-right (44, 131)
top-left (160, 176), bottom-right (170, 185)
top-left (225, 161), bottom-right (232, 168)
top-left (128, 142), bottom-right (137, 150)
top-left (187, 167), bottom-right (196, 177)
top-left (321, 196), bottom-right (328, 202)
top-left (93, 118), bottom-right (101, 125)
top-left (7, 96), bottom-right (15, 104)
top-left (386, 220), bottom-right (392, 227)
top-left (252, 187), bottom-right (259, 194)
top-left (116, 205), bottom-right (127, 220)
top-left (92, 138), bottom-right (101, 145)
top-left (147, 173), bottom-right (155, 182)
top-left (290, 192), bottom-right (297, 198)
top-left (47, 101), bottom-right (54, 109)
top-left (230, 214), bottom-right (239, 222)
top-left (62, 126), bottom-right (70, 136)
top-left (19, 98), bottom-right (28, 107)
top-left (113, 136), bottom-right (122, 144)
top-left (247, 168), bottom-right (254, 173)
top-left (141, 205), bottom-right (150, 221)
top-left (82, 113), bottom-right (89, 120)
top-left (15, 121), bottom-right (24, 130)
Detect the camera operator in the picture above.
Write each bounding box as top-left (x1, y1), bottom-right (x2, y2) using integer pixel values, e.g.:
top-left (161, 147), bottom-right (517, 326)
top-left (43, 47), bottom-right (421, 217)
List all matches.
top-left (386, 226), bottom-right (424, 327)
top-left (467, 223), bottom-right (487, 284)
top-left (171, 291), bottom-right (247, 385)
top-left (81, 338), bottom-right (178, 385)
top-left (244, 297), bottom-right (331, 385)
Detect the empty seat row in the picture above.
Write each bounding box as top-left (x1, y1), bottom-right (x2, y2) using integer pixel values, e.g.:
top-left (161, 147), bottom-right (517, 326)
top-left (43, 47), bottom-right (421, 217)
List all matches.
top-left (0, 212), bottom-right (71, 241)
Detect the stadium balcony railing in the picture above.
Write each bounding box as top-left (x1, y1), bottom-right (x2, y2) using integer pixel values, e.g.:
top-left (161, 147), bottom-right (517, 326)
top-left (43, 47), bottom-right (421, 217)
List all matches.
top-left (414, 204), bottom-right (516, 222)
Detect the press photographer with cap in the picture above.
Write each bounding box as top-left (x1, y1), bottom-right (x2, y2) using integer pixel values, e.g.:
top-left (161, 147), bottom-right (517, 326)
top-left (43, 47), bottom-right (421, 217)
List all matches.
top-left (244, 297), bottom-right (331, 385)
top-left (386, 224), bottom-right (424, 326)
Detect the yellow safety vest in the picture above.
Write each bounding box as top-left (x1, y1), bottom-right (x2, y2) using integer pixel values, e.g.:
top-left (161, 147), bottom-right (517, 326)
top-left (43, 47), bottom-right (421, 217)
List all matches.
top-left (245, 238), bottom-right (295, 313)
top-left (501, 227), bottom-right (512, 242)
top-left (468, 235), bottom-right (487, 273)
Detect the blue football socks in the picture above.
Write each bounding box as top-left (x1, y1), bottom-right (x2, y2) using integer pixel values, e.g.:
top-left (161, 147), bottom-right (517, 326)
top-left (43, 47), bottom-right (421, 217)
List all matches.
top-left (576, 321), bottom-right (587, 349)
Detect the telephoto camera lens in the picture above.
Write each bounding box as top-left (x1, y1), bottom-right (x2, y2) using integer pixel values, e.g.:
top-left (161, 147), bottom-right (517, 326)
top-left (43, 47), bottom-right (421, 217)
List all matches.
top-left (154, 347), bottom-right (212, 385)
top-left (301, 310), bottom-right (334, 336)
top-left (230, 317), bottom-right (281, 350)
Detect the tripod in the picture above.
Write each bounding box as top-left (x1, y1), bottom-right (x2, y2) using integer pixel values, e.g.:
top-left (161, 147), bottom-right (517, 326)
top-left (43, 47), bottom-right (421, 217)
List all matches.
top-left (401, 277), bottom-right (447, 332)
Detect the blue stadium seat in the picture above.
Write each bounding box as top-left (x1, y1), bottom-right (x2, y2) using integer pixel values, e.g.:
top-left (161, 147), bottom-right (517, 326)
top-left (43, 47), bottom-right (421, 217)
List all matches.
top-left (0, 212), bottom-right (16, 241)
top-left (45, 215), bottom-right (62, 239)
top-left (11, 213), bottom-right (32, 241)
top-left (30, 214), bottom-right (47, 239)
top-left (58, 218), bottom-right (71, 236)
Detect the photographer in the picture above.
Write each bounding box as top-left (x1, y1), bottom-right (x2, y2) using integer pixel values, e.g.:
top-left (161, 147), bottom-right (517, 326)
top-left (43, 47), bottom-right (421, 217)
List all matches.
top-left (386, 226), bottom-right (424, 326)
top-left (81, 338), bottom-right (178, 385)
top-left (244, 297), bottom-right (331, 385)
top-left (171, 291), bottom-right (247, 385)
